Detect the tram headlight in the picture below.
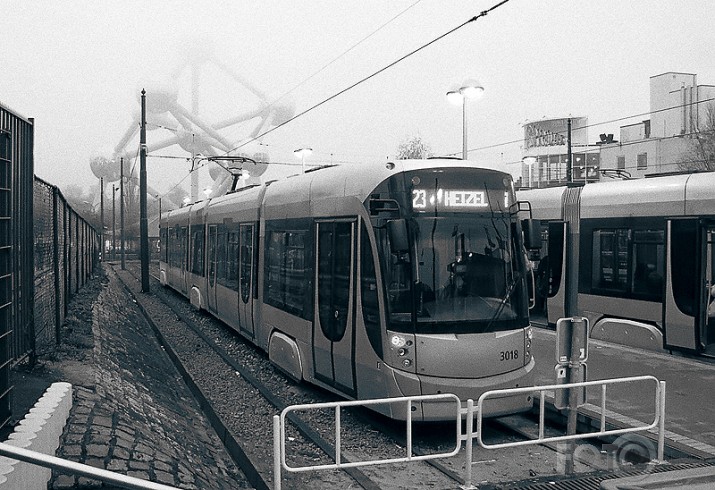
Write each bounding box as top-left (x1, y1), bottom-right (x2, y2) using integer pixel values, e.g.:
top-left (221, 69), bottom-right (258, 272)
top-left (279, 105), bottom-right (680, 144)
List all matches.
top-left (525, 327), bottom-right (533, 363)
top-left (391, 334), bottom-right (407, 348)
top-left (402, 359), bottom-right (412, 367)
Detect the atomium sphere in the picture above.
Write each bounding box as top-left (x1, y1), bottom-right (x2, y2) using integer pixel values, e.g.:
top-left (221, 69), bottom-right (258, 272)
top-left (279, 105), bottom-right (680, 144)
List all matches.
top-left (268, 99), bottom-right (296, 126)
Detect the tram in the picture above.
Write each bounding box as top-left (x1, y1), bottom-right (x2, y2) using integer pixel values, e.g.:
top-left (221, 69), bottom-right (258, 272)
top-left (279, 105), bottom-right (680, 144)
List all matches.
top-left (518, 171), bottom-right (715, 356)
top-left (159, 158), bottom-right (538, 421)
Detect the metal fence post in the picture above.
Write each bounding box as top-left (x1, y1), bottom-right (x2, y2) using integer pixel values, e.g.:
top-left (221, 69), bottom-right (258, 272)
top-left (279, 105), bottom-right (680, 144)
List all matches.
top-left (273, 415), bottom-right (281, 490)
top-left (463, 398), bottom-right (476, 490)
top-left (658, 380), bottom-right (666, 461)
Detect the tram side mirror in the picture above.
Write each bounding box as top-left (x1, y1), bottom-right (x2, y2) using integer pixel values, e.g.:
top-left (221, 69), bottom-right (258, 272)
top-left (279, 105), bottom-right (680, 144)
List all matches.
top-left (387, 219), bottom-right (409, 254)
top-left (521, 219), bottom-right (542, 250)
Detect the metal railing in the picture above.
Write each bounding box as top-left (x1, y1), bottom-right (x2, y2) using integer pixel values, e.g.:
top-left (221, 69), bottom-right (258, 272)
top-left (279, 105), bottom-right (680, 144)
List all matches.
top-left (463, 375), bottom-right (666, 489)
top-left (273, 393), bottom-right (461, 490)
top-left (274, 376), bottom-right (666, 490)
top-left (0, 442), bottom-right (179, 490)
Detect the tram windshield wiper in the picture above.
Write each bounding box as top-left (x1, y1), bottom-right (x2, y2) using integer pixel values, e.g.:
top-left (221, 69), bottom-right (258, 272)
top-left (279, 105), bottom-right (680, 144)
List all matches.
top-left (485, 272), bottom-right (521, 331)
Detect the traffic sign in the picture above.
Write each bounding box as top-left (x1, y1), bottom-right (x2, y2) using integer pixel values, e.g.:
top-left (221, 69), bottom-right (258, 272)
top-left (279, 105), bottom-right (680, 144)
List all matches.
top-left (556, 317), bottom-right (589, 364)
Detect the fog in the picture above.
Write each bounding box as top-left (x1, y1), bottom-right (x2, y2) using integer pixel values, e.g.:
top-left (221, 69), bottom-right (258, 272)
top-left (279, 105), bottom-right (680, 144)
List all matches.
top-left (2, 0), bottom-right (714, 204)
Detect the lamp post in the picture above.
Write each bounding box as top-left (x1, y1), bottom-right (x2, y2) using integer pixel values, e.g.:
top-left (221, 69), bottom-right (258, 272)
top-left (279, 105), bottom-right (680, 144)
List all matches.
top-left (522, 156), bottom-right (537, 188)
top-left (447, 79), bottom-right (485, 160)
top-left (112, 184), bottom-right (117, 261)
top-left (293, 147), bottom-right (313, 173)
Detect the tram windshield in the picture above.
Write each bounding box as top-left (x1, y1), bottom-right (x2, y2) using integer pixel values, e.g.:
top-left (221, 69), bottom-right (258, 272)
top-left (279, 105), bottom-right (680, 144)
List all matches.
top-left (382, 214), bottom-right (528, 334)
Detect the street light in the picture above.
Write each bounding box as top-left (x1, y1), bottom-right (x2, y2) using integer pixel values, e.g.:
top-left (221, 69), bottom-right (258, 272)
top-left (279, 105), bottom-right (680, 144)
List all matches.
top-left (522, 156), bottom-right (537, 188)
top-left (447, 78), bottom-right (485, 160)
top-left (112, 184), bottom-right (117, 261)
top-left (293, 147), bottom-right (313, 173)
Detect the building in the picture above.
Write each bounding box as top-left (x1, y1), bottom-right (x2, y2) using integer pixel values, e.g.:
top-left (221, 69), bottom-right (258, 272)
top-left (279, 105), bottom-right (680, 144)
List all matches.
top-left (598, 72), bottom-right (715, 178)
top-left (519, 72), bottom-right (715, 187)
top-left (519, 116), bottom-right (600, 188)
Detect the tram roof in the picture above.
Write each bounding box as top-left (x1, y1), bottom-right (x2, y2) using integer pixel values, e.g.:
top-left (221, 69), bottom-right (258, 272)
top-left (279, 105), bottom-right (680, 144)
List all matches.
top-left (516, 171), bottom-right (715, 220)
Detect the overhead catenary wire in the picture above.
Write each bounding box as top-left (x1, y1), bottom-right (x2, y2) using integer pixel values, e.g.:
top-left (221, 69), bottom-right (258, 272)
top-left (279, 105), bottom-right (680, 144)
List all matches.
top-left (225, 0), bottom-right (512, 155)
top-left (224, 0), bottom-right (423, 145)
top-left (455, 96), bottom-right (715, 158)
top-left (157, 94), bottom-right (715, 201)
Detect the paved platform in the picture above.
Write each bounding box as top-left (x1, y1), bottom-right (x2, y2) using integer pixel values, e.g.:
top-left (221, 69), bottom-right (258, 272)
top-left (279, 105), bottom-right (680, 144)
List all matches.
top-left (531, 326), bottom-right (715, 458)
top-left (10, 265), bottom-right (247, 489)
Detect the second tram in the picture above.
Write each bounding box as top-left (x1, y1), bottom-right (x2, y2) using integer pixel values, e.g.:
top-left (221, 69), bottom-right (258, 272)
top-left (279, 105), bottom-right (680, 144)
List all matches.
top-left (518, 171), bottom-right (715, 356)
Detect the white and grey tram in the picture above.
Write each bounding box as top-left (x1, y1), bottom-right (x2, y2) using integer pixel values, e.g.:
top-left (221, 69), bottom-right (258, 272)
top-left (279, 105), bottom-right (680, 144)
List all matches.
top-left (159, 159), bottom-right (537, 421)
top-left (518, 171), bottom-right (715, 356)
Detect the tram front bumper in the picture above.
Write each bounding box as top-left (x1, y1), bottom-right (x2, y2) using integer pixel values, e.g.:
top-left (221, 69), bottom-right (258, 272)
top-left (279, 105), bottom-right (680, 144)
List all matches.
top-left (391, 357), bottom-right (536, 422)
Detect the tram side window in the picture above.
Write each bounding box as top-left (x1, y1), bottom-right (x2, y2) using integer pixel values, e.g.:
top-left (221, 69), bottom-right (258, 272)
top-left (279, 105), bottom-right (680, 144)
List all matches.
top-left (360, 223), bottom-right (383, 357)
top-left (160, 226), bottom-right (168, 262)
top-left (239, 225), bottom-right (253, 304)
top-left (265, 229), bottom-right (309, 318)
top-left (191, 226), bottom-right (205, 276)
top-left (168, 227), bottom-right (178, 267)
top-left (226, 230), bottom-right (239, 290)
top-left (207, 226), bottom-right (217, 281)
top-left (216, 226), bottom-right (227, 285)
top-left (591, 228), bottom-right (663, 301)
top-left (632, 230), bottom-right (664, 297)
top-left (179, 227), bottom-right (188, 270)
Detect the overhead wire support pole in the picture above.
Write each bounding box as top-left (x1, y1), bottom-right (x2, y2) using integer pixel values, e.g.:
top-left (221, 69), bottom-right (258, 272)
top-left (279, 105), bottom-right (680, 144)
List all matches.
top-left (140, 89), bottom-right (150, 292)
top-left (100, 177), bottom-right (104, 260)
top-left (566, 117), bottom-right (573, 182)
top-left (120, 157), bottom-right (126, 270)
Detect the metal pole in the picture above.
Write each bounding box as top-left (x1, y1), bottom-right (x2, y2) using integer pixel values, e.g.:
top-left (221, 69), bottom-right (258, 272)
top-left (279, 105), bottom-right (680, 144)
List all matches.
top-left (464, 399), bottom-right (475, 489)
top-left (462, 100), bottom-right (468, 161)
top-left (112, 184), bottom-right (116, 261)
top-left (140, 89), bottom-right (150, 292)
top-left (100, 177), bottom-right (104, 260)
top-left (563, 216), bottom-right (582, 475)
top-left (273, 415), bottom-right (281, 490)
top-left (564, 317), bottom-right (584, 475)
top-left (120, 157), bottom-right (126, 270)
top-left (658, 380), bottom-right (666, 461)
top-left (566, 118), bottom-right (573, 182)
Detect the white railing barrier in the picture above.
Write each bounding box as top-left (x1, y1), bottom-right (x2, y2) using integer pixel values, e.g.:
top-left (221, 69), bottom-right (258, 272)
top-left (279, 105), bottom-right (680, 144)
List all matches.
top-left (461, 375), bottom-right (666, 489)
top-left (273, 377), bottom-right (666, 490)
top-left (0, 442), bottom-right (179, 490)
top-left (274, 393), bottom-right (461, 490)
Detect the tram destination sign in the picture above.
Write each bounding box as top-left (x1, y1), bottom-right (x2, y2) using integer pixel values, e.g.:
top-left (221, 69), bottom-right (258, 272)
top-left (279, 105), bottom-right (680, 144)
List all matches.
top-left (412, 189), bottom-right (489, 212)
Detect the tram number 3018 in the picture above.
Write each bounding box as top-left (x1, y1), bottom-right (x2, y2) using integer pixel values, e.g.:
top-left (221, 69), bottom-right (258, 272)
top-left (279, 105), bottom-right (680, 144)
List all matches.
top-left (500, 350), bottom-right (519, 361)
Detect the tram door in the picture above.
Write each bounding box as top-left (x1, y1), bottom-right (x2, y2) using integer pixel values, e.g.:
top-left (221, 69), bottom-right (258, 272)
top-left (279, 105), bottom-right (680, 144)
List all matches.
top-left (237, 224), bottom-right (255, 339)
top-left (206, 225), bottom-right (218, 314)
top-left (702, 226), bottom-right (715, 354)
top-left (664, 219), bottom-right (715, 353)
top-left (313, 220), bottom-right (356, 396)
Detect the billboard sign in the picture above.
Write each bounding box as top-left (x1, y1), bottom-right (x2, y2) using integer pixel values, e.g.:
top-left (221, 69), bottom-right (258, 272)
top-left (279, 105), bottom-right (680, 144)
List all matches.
top-left (524, 117), bottom-right (589, 150)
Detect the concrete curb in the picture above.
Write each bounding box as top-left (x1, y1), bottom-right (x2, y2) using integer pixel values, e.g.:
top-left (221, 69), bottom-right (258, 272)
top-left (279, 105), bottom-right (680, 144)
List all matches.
top-left (0, 382), bottom-right (73, 489)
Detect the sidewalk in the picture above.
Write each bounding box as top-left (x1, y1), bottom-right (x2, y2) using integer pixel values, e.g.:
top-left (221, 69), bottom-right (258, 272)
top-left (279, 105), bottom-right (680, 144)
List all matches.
top-left (531, 326), bottom-right (715, 458)
top-left (10, 264), bottom-right (247, 489)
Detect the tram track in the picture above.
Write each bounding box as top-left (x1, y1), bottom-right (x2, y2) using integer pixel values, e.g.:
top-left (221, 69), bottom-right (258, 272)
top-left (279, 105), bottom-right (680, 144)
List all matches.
top-left (118, 264), bottom-right (467, 489)
top-left (116, 262), bottom-right (645, 488)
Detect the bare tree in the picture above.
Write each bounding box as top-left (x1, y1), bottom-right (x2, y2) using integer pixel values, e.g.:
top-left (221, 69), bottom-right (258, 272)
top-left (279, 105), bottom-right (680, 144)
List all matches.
top-left (678, 102), bottom-right (715, 172)
top-left (396, 135), bottom-right (432, 160)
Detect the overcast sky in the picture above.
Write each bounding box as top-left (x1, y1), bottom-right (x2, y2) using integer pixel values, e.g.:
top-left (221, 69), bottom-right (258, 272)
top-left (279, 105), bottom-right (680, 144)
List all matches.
top-left (2, 0), bottom-right (714, 199)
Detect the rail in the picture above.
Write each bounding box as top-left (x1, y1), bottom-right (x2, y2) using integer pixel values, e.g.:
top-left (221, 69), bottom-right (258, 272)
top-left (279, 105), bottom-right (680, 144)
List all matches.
top-left (0, 442), bottom-right (179, 490)
top-left (274, 393), bottom-right (461, 490)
